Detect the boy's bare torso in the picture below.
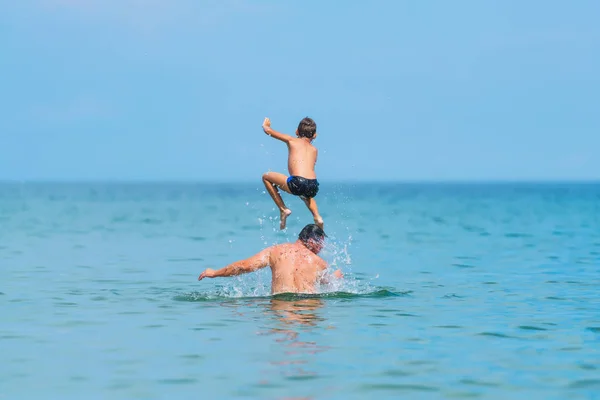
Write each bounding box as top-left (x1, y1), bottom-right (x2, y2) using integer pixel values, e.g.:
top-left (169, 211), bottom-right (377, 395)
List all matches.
top-left (287, 138), bottom-right (318, 179)
top-left (268, 242), bottom-right (327, 294)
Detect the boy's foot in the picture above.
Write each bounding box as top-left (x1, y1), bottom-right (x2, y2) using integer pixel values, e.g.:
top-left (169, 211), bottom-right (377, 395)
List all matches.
top-left (314, 217), bottom-right (324, 230)
top-left (280, 209), bottom-right (292, 230)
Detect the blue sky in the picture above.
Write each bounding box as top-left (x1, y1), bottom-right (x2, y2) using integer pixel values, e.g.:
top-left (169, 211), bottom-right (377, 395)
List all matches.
top-left (1, 0), bottom-right (599, 181)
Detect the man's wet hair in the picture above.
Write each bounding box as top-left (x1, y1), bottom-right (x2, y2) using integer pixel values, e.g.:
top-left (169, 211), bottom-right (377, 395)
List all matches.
top-left (298, 223), bottom-right (327, 244)
top-left (297, 117), bottom-right (317, 139)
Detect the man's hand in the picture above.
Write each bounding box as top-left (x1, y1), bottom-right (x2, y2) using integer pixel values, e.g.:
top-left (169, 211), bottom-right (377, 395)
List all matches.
top-left (262, 117), bottom-right (271, 131)
top-left (334, 269), bottom-right (344, 279)
top-left (198, 268), bottom-right (215, 281)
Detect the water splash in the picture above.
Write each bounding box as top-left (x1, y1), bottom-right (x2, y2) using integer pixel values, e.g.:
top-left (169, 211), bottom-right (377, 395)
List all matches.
top-left (320, 239), bottom-right (352, 270)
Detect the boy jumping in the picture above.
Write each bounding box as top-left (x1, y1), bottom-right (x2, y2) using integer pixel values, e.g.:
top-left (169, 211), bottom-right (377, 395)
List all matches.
top-left (262, 117), bottom-right (323, 230)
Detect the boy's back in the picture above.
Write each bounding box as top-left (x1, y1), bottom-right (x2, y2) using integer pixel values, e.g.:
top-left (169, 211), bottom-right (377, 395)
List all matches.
top-left (287, 137), bottom-right (318, 179)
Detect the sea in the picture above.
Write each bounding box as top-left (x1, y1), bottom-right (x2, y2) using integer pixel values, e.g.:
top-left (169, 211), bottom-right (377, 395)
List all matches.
top-left (1, 181), bottom-right (599, 399)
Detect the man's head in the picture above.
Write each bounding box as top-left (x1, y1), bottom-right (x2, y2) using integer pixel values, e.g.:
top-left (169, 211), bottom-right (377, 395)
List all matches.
top-left (298, 223), bottom-right (327, 253)
top-left (296, 117), bottom-right (317, 139)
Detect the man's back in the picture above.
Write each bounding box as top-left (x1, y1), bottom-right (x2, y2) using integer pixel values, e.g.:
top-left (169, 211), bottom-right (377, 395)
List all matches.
top-left (287, 138), bottom-right (318, 179)
top-left (269, 242), bottom-right (327, 294)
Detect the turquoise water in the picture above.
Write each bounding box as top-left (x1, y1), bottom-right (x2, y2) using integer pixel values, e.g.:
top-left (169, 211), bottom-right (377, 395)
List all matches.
top-left (1, 182), bottom-right (599, 399)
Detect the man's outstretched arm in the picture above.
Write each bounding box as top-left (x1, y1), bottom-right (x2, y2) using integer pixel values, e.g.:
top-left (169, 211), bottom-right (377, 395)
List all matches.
top-left (198, 248), bottom-right (270, 280)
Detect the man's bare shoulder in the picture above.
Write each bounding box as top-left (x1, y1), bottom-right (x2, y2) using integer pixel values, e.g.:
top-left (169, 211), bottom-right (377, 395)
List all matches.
top-left (315, 255), bottom-right (328, 269)
top-left (295, 243), bottom-right (327, 265)
top-left (273, 242), bottom-right (316, 255)
top-left (272, 242), bottom-right (301, 252)
top-left (270, 242), bottom-right (297, 248)
top-left (268, 242), bottom-right (296, 254)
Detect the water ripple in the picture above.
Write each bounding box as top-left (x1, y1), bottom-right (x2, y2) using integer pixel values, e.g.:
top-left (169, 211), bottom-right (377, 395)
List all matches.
top-left (359, 383), bottom-right (439, 392)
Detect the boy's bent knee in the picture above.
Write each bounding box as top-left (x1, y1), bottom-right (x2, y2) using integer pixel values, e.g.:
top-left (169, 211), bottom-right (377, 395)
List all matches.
top-left (262, 173), bottom-right (276, 185)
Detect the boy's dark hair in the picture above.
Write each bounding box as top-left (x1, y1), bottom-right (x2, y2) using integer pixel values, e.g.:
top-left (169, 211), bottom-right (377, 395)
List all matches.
top-left (297, 117), bottom-right (317, 138)
top-left (298, 223), bottom-right (327, 244)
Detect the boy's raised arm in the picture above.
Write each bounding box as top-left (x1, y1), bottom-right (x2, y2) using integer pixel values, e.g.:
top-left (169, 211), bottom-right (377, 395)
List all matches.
top-left (262, 117), bottom-right (293, 143)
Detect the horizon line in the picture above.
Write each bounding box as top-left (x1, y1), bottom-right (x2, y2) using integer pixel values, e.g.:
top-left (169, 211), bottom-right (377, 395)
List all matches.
top-left (1, 178), bottom-right (599, 185)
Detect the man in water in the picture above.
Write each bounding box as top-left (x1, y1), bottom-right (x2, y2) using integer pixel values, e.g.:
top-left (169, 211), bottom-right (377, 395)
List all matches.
top-left (198, 224), bottom-right (343, 294)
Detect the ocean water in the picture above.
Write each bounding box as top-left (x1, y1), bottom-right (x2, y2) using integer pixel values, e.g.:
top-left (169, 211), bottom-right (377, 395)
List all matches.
top-left (1, 182), bottom-right (599, 399)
